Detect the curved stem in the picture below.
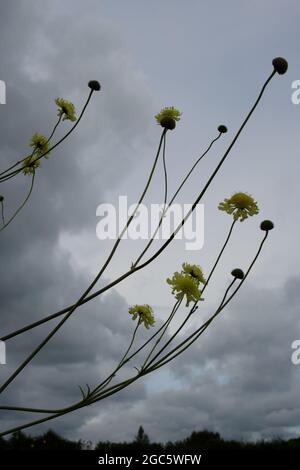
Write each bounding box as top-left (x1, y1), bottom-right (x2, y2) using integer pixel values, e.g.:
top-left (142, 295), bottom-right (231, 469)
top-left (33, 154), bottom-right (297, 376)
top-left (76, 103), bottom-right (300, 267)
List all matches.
top-left (203, 219), bottom-right (236, 290)
top-left (162, 132), bottom-right (168, 211)
top-left (0, 375), bottom-right (141, 436)
top-left (0, 232), bottom-right (270, 431)
top-left (147, 232), bottom-right (269, 372)
top-left (1, 70), bottom-right (275, 341)
top-left (147, 279), bottom-right (236, 373)
top-left (132, 132), bottom-right (221, 268)
top-left (0, 130), bottom-right (166, 393)
top-left (1, 200), bottom-right (4, 226)
top-left (46, 115), bottom-right (62, 144)
top-left (90, 320), bottom-right (141, 397)
top-left (0, 169), bottom-right (23, 183)
top-left (0, 173), bottom-right (35, 233)
top-left (0, 303), bottom-right (182, 414)
top-left (141, 298), bottom-right (182, 369)
top-left (143, 219), bottom-right (237, 368)
top-left (0, 90), bottom-right (94, 181)
top-left (0, 277), bottom-right (237, 433)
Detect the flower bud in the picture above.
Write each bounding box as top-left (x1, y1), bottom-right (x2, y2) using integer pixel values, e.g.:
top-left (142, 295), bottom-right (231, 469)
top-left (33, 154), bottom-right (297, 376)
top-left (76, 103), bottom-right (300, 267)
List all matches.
top-left (231, 268), bottom-right (244, 280)
top-left (218, 125), bottom-right (228, 133)
top-left (272, 57), bottom-right (288, 75)
top-left (0, 195), bottom-right (4, 202)
top-left (160, 116), bottom-right (176, 130)
top-left (260, 220), bottom-right (274, 231)
top-left (88, 80), bottom-right (101, 91)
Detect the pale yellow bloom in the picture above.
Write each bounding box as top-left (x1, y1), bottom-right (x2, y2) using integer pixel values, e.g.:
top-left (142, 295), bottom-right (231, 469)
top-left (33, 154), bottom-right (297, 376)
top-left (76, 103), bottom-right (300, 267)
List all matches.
top-left (182, 263), bottom-right (206, 285)
top-left (22, 155), bottom-right (40, 175)
top-left (218, 192), bottom-right (259, 222)
top-left (128, 304), bottom-right (155, 329)
top-left (167, 272), bottom-right (202, 306)
top-left (30, 133), bottom-right (49, 158)
top-left (55, 97), bottom-right (77, 122)
top-left (155, 107), bottom-right (182, 125)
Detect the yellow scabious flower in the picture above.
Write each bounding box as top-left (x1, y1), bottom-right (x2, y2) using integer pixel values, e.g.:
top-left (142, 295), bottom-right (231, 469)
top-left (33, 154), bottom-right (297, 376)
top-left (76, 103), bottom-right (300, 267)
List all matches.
top-left (22, 133), bottom-right (49, 175)
top-left (55, 97), bottom-right (77, 122)
top-left (167, 260), bottom-right (207, 307)
top-left (30, 133), bottom-right (50, 158)
top-left (22, 155), bottom-right (41, 175)
top-left (155, 107), bottom-right (182, 125)
top-left (167, 273), bottom-right (202, 306)
top-left (182, 262), bottom-right (206, 285)
top-left (218, 192), bottom-right (259, 222)
top-left (129, 304), bottom-right (155, 329)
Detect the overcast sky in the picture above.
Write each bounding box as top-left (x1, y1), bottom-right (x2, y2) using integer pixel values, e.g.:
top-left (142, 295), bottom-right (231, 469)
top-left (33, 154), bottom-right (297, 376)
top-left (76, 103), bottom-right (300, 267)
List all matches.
top-left (0, 0), bottom-right (300, 444)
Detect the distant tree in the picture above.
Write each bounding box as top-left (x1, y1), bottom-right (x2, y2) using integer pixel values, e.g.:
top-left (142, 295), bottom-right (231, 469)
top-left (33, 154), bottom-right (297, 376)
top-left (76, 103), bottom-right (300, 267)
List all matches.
top-left (0, 436), bottom-right (9, 450)
top-left (134, 426), bottom-right (150, 446)
top-left (6, 429), bottom-right (81, 450)
top-left (9, 431), bottom-right (34, 450)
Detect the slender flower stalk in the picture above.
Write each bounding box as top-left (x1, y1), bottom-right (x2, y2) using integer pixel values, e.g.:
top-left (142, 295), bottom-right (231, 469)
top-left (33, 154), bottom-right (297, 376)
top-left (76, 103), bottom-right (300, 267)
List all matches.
top-left (0, 60), bottom-right (284, 437)
top-left (0, 113), bottom-right (61, 179)
top-left (141, 298), bottom-right (182, 369)
top-left (0, 173), bottom-right (35, 233)
top-left (143, 221), bottom-right (237, 368)
top-left (147, 232), bottom-right (269, 372)
top-left (89, 319), bottom-right (141, 398)
top-left (0, 129), bottom-right (166, 393)
top-left (1, 67), bottom-right (277, 343)
top-left (0, 221), bottom-right (266, 412)
top-left (0, 232), bottom-right (268, 434)
top-left (0, 196), bottom-right (4, 226)
top-left (0, 228), bottom-right (271, 435)
top-left (132, 129), bottom-right (223, 268)
top-left (0, 309), bottom-right (178, 414)
top-left (0, 88), bottom-right (94, 182)
top-left (161, 132), bottom-right (168, 215)
top-left (146, 278), bottom-right (237, 373)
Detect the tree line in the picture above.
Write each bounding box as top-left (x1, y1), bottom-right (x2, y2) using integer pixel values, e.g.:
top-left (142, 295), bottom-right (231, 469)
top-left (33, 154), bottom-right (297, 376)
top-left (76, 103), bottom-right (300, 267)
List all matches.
top-left (1, 426), bottom-right (300, 451)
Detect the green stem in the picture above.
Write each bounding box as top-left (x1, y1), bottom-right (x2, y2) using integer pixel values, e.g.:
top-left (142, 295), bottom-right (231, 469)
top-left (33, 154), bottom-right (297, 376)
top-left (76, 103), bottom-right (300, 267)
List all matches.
top-left (132, 132), bottom-right (222, 268)
top-left (162, 132), bottom-right (168, 212)
top-left (0, 173), bottom-right (35, 233)
top-left (147, 279), bottom-right (236, 373)
top-left (90, 320), bottom-right (141, 397)
top-left (0, 114), bottom-right (62, 181)
top-left (148, 232), bottom-right (269, 372)
top-left (0, 375), bottom-right (141, 437)
top-left (0, 90), bottom-right (94, 181)
top-left (143, 219), bottom-right (236, 368)
top-left (141, 298), bottom-right (182, 369)
top-left (0, 130), bottom-right (166, 393)
top-left (0, 306), bottom-right (178, 414)
top-left (0, 232), bottom-right (270, 431)
top-left (1, 200), bottom-right (4, 226)
top-left (1, 70), bottom-right (276, 341)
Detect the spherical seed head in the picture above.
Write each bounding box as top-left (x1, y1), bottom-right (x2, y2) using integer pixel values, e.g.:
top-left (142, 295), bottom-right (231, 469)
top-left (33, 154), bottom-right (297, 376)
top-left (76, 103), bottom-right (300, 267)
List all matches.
top-left (272, 57), bottom-right (288, 75)
top-left (0, 195), bottom-right (4, 202)
top-left (160, 116), bottom-right (176, 130)
top-left (231, 268), bottom-right (244, 280)
top-left (88, 80), bottom-right (101, 91)
top-left (218, 125), bottom-right (228, 134)
top-left (260, 220), bottom-right (274, 231)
